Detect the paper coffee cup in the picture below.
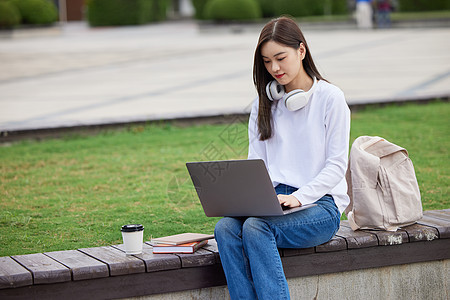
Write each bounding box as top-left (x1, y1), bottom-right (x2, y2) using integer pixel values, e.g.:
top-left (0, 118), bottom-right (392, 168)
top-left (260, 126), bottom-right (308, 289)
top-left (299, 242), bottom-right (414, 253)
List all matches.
top-left (121, 224), bottom-right (144, 255)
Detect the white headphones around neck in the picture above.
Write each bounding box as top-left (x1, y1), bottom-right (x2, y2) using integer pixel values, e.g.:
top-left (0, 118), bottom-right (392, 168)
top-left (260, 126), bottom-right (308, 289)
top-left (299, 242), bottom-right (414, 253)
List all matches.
top-left (265, 77), bottom-right (317, 111)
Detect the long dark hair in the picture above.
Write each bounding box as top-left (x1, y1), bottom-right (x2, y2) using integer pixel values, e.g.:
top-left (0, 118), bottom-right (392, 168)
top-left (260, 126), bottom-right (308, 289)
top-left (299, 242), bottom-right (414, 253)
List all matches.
top-left (253, 16), bottom-right (325, 140)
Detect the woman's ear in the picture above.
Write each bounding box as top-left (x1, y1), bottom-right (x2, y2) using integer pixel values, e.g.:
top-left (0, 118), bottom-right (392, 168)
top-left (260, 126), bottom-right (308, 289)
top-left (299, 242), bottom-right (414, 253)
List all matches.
top-left (298, 43), bottom-right (306, 60)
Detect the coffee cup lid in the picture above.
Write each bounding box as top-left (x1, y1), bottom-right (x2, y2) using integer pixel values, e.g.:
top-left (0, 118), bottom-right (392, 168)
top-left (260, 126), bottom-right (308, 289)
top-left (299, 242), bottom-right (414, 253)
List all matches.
top-left (121, 224), bottom-right (144, 232)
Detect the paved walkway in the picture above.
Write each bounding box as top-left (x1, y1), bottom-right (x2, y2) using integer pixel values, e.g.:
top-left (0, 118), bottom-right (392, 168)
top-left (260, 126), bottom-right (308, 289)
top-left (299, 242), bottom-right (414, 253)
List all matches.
top-left (0, 20), bottom-right (449, 132)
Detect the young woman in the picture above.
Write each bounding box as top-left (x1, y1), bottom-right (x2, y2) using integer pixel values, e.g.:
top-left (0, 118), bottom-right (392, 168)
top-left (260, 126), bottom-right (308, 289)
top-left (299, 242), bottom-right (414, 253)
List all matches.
top-left (214, 16), bottom-right (351, 299)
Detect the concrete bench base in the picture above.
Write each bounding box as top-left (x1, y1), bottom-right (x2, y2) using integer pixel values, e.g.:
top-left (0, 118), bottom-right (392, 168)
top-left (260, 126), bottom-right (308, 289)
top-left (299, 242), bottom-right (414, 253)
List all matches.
top-left (134, 259), bottom-right (448, 300)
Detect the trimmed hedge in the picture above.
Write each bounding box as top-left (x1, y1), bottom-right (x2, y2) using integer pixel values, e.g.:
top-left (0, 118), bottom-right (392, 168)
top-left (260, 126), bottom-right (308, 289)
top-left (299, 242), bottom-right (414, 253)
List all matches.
top-left (194, 0), bottom-right (449, 20)
top-left (397, 0), bottom-right (450, 12)
top-left (274, 0), bottom-right (348, 18)
top-left (9, 0), bottom-right (57, 25)
top-left (86, 0), bottom-right (168, 27)
top-left (192, 0), bottom-right (209, 19)
top-left (0, 1), bottom-right (21, 28)
top-left (197, 0), bottom-right (349, 20)
top-left (329, 0), bottom-right (349, 15)
top-left (204, 0), bottom-right (262, 21)
top-left (256, 0), bottom-right (276, 18)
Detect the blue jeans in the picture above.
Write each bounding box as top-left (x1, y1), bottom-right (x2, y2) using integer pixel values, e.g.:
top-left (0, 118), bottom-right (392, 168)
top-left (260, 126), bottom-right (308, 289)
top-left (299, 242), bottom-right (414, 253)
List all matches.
top-left (214, 184), bottom-right (340, 300)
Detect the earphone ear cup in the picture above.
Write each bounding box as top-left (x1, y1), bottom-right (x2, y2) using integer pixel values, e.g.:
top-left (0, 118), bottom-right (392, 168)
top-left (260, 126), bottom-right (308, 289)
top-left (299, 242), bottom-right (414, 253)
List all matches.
top-left (285, 90), bottom-right (308, 111)
top-left (284, 76), bottom-right (318, 111)
top-left (266, 80), bottom-right (285, 101)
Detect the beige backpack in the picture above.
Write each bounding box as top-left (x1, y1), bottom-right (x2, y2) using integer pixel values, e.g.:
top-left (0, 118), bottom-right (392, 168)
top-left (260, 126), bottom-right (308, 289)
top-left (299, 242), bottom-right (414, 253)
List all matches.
top-left (345, 136), bottom-right (423, 231)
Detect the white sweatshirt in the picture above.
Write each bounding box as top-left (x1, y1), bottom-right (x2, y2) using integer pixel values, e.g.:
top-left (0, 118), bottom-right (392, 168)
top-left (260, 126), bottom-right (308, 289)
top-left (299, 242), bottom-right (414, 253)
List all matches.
top-left (248, 80), bottom-right (351, 214)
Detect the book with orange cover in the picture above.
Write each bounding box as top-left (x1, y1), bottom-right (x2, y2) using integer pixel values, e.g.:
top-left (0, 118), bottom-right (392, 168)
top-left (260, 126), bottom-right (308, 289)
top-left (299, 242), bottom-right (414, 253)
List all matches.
top-left (152, 239), bottom-right (208, 254)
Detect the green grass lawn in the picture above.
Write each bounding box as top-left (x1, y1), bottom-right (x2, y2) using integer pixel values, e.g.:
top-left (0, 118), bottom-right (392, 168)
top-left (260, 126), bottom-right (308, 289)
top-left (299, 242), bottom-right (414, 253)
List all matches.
top-left (0, 101), bottom-right (448, 256)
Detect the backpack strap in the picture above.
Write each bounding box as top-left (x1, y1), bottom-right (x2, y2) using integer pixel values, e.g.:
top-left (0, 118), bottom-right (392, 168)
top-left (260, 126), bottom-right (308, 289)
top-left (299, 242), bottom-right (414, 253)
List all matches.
top-left (347, 211), bottom-right (360, 231)
top-left (362, 137), bottom-right (408, 159)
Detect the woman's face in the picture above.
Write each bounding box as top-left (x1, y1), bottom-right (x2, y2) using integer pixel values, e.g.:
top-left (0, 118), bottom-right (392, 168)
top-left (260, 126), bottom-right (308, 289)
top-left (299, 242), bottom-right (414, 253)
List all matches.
top-left (261, 40), bottom-right (305, 91)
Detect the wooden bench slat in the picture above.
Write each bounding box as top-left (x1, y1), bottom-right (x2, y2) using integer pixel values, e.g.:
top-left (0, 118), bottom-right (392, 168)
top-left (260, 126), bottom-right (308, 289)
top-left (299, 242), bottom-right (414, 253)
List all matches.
top-left (362, 229), bottom-right (408, 246)
top-left (398, 223), bottom-right (439, 242)
top-left (421, 213), bottom-right (450, 225)
top-left (0, 256), bottom-right (33, 289)
top-left (336, 225), bottom-right (378, 249)
top-left (45, 250), bottom-right (109, 281)
top-left (79, 246), bottom-right (145, 277)
top-left (11, 253), bottom-right (71, 285)
top-left (200, 239), bottom-right (221, 263)
top-left (341, 220), bottom-right (410, 246)
top-left (176, 249), bottom-right (216, 268)
top-left (423, 210), bottom-right (450, 222)
top-left (114, 243), bottom-right (181, 273)
top-left (341, 220), bottom-right (409, 246)
top-left (315, 235), bottom-right (347, 252)
top-left (417, 215), bottom-right (450, 238)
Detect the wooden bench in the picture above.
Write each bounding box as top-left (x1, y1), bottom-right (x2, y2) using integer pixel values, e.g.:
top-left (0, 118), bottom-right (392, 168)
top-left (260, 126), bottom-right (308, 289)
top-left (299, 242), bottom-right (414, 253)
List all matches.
top-left (1, 209), bottom-right (449, 299)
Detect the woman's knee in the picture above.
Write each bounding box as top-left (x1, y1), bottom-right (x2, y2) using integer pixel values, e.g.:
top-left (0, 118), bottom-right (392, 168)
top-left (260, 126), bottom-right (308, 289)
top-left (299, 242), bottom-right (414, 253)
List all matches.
top-left (242, 217), bottom-right (272, 240)
top-left (214, 217), bottom-right (243, 241)
top-left (241, 218), bottom-right (278, 256)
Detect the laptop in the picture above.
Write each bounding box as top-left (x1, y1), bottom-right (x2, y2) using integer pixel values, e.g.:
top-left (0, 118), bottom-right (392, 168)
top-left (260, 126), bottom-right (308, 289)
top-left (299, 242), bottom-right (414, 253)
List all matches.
top-left (186, 159), bottom-right (316, 217)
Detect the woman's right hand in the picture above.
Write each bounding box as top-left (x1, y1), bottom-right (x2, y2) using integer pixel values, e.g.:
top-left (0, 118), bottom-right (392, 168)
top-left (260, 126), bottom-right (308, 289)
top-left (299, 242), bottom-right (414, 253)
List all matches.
top-left (277, 194), bottom-right (302, 208)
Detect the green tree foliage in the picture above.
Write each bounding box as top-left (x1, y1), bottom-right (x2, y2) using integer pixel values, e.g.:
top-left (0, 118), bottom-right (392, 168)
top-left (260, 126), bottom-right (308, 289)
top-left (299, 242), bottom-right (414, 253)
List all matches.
top-left (204, 0), bottom-right (262, 21)
top-left (197, 0), bottom-right (349, 20)
top-left (10, 0), bottom-right (57, 25)
top-left (274, 0), bottom-right (348, 18)
top-left (397, 0), bottom-right (450, 11)
top-left (86, 0), bottom-right (168, 27)
top-left (256, 0), bottom-right (276, 18)
top-left (0, 1), bottom-right (21, 28)
top-left (192, 0), bottom-right (209, 19)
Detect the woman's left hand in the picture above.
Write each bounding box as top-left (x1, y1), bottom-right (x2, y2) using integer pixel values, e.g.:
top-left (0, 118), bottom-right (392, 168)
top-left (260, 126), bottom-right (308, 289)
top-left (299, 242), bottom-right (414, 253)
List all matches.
top-left (278, 194), bottom-right (302, 208)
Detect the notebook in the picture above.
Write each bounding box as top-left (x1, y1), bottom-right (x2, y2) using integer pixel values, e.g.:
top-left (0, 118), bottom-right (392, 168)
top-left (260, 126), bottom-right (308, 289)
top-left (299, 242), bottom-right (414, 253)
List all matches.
top-left (150, 233), bottom-right (214, 245)
top-left (186, 159), bottom-right (316, 217)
